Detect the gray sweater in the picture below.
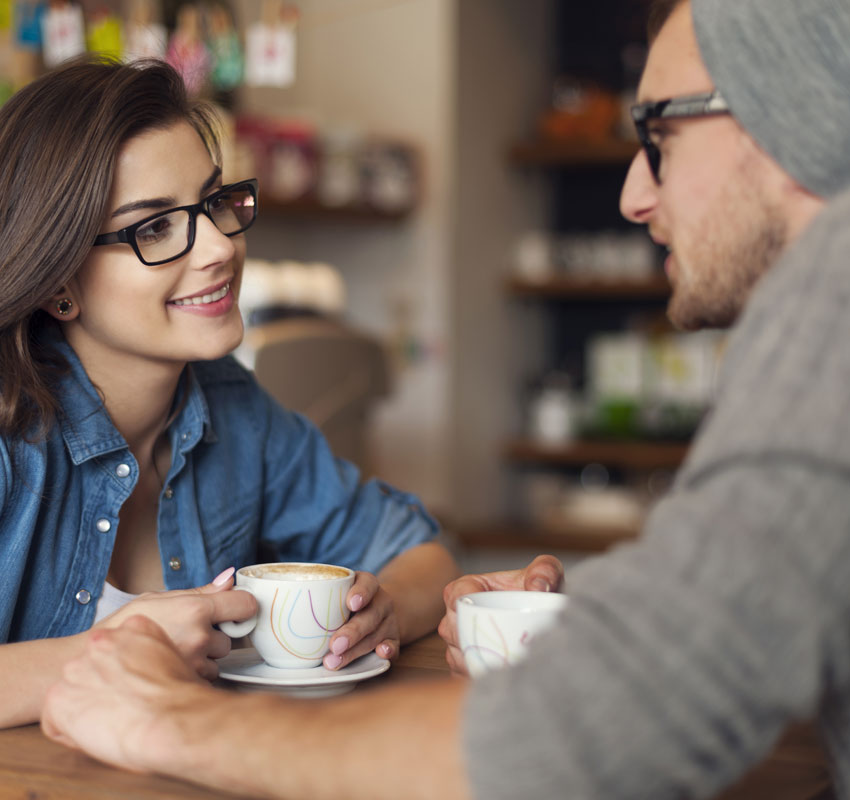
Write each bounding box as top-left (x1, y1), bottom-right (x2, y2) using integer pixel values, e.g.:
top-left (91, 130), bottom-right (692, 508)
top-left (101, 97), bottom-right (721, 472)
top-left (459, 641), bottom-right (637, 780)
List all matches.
top-left (464, 188), bottom-right (850, 799)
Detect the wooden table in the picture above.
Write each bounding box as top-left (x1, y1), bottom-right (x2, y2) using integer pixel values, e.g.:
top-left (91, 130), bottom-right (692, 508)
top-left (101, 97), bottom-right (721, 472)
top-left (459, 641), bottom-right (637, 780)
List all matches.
top-left (0, 634), bottom-right (834, 800)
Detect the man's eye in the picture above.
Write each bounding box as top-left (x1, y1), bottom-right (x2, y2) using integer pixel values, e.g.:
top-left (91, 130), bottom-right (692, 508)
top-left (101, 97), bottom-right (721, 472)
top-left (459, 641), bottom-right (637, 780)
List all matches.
top-left (648, 127), bottom-right (666, 147)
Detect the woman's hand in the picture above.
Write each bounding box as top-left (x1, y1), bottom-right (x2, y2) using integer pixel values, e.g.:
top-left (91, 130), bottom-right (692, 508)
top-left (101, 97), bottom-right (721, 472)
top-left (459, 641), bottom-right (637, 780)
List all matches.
top-left (95, 568), bottom-right (257, 681)
top-left (323, 571), bottom-right (400, 670)
top-left (437, 555), bottom-right (564, 675)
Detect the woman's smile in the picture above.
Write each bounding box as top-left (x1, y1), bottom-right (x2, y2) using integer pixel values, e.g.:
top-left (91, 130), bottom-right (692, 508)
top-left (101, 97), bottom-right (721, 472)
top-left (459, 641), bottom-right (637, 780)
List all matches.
top-left (168, 281), bottom-right (234, 316)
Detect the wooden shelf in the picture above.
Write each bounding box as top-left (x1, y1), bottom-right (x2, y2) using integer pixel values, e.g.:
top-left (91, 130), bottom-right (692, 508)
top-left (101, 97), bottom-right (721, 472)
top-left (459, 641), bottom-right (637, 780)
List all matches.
top-left (503, 438), bottom-right (690, 470)
top-left (261, 195), bottom-right (413, 223)
top-left (508, 137), bottom-right (639, 167)
top-left (454, 521), bottom-right (638, 554)
top-left (506, 274), bottom-right (669, 300)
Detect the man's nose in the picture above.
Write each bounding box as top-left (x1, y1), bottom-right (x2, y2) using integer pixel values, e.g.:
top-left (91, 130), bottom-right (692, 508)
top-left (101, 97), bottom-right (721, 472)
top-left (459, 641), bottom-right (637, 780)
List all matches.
top-left (620, 150), bottom-right (658, 224)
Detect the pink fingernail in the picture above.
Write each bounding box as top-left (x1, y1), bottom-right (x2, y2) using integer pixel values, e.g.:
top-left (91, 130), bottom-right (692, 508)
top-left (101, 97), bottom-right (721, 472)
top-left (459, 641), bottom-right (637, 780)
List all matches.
top-left (213, 567), bottom-right (235, 586)
top-left (331, 636), bottom-right (349, 655)
top-left (324, 653), bottom-right (343, 669)
top-left (349, 594), bottom-right (364, 611)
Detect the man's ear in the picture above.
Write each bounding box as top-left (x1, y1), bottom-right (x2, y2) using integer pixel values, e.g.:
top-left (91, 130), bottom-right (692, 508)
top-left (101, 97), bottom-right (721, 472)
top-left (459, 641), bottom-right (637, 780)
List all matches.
top-left (41, 287), bottom-right (80, 322)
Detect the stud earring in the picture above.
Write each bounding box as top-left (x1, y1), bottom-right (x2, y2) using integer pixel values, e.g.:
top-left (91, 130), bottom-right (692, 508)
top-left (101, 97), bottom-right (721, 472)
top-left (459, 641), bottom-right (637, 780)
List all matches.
top-left (56, 298), bottom-right (73, 316)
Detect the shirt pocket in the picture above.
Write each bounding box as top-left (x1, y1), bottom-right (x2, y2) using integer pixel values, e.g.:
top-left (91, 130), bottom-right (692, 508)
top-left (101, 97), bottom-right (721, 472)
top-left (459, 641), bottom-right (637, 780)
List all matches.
top-left (199, 489), bottom-right (263, 568)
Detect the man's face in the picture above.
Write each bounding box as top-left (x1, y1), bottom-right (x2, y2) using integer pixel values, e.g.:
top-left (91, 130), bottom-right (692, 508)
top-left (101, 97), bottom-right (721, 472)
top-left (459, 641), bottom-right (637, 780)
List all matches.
top-left (620, 1), bottom-right (788, 331)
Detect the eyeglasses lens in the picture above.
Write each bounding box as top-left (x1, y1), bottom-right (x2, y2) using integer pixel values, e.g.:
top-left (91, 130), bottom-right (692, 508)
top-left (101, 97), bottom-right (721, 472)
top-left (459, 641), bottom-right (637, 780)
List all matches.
top-left (134, 185), bottom-right (256, 265)
top-left (209, 186), bottom-right (256, 235)
top-left (135, 209), bottom-right (191, 265)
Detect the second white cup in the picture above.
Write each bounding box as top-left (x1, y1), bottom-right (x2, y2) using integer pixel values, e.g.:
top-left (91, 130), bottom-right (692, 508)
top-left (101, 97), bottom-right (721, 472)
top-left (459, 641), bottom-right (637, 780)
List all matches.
top-left (457, 590), bottom-right (568, 678)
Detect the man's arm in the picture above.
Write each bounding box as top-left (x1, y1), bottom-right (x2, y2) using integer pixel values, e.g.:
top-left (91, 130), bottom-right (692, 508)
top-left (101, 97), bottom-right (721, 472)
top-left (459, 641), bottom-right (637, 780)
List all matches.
top-left (43, 615), bottom-right (472, 800)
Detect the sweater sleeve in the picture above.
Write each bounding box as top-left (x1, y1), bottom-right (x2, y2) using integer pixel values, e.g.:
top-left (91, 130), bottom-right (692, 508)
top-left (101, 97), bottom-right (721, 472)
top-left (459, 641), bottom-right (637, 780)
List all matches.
top-left (464, 457), bottom-right (850, 799)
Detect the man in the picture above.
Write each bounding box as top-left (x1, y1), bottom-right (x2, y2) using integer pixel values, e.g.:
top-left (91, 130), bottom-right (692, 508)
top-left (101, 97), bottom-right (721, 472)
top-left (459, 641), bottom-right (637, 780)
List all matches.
top-left (41, 0), bottom-right (850, 797)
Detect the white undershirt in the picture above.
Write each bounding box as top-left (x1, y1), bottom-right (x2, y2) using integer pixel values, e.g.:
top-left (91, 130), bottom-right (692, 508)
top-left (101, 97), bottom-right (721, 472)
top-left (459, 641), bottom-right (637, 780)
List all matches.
top-left (93, 581), bottom-right (139, 624)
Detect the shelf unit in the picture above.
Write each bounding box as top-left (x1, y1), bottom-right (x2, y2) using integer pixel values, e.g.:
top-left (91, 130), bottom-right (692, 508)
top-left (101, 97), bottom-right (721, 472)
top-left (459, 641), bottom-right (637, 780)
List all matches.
top-left (455, 521), bottom-right (637, 555)
top-left (506, 274), bottom-right (670, 300)
top-left (479, 136), bottom-right (685, 555)
top-left (503, 438), bottom-right (690, 470)
top-left (508, 137), bottom-right (640, 168)
top-left (261, 195), bottom-right (414, 223)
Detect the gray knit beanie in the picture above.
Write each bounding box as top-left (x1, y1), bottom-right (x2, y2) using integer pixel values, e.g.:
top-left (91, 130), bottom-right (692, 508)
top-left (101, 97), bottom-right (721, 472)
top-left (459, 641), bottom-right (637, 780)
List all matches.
top-left (692, 0), bottom-right (850, 198)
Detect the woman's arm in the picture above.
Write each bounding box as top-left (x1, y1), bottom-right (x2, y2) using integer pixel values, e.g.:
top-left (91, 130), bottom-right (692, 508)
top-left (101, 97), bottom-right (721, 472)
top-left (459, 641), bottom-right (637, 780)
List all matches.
top-left (378, 540), bottom-right (461, 644)
top-left (323, 541), bottom-right (460, 670)
top-left (0, 635), bottom-right (89, 728)
top-left (0, 574), bottom-right (256, 728)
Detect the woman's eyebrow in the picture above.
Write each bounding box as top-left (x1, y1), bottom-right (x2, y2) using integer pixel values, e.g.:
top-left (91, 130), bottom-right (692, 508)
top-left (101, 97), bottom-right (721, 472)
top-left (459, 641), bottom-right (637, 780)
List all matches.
top-left (110, 167), bottom-right (223, 218)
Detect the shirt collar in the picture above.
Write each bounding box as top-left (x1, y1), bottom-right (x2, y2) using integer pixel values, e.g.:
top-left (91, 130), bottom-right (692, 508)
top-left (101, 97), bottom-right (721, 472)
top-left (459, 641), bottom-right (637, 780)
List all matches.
top-left (48, 330), bottom-right (216, 464)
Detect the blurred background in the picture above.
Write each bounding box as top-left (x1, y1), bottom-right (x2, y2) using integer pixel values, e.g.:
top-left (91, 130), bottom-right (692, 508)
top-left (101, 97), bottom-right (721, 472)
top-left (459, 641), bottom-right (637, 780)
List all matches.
top-left (0, 0), bottom-right (726, 572)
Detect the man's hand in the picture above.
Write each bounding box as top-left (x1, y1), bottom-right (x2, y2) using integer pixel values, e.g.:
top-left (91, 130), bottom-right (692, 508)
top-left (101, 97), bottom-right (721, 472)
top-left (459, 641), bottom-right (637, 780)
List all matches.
top-left (437, 555), bottom-right (564, 675)
top-left (42, 615), bottom-right (216, 774)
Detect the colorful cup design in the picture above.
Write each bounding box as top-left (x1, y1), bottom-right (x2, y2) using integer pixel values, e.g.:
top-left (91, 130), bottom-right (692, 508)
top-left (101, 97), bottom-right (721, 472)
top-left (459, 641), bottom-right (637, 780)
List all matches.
top-left (219, 562), bottom-right (355, 669)
top-left (457, 590), bottom-right (568, 678)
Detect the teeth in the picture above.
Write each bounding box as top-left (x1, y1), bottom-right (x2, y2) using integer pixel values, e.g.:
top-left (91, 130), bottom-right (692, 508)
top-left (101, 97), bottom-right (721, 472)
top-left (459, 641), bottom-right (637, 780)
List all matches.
top-left (172, 283), bottom-right (229, 306)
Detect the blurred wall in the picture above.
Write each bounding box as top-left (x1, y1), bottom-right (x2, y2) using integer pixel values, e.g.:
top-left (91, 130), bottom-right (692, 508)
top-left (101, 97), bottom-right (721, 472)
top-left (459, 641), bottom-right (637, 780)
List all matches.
top-left (239, 0), bottom-right (457, 513)
top-left (449, 0), bottom-right (555, 525)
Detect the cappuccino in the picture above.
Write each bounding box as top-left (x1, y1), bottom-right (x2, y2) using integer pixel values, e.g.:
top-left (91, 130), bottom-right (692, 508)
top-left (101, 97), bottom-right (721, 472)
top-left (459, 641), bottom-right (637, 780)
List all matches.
top-left (245, 564), bottom-right (350, 581)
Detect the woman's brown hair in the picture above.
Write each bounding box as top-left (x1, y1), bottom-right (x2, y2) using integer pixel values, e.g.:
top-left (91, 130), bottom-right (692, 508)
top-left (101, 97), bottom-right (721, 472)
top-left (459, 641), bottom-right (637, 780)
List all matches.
top-left (0, 57), bottom-right (221, 440)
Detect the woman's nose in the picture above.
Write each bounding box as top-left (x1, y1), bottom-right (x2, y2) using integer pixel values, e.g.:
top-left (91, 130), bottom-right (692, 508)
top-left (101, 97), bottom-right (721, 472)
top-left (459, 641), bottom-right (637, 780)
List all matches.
top-left (191, 212), bottom-right (236, 268)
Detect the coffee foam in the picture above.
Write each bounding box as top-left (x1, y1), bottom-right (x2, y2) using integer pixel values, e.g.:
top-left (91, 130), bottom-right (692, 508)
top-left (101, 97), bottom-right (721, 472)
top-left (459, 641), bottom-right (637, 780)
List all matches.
top-left (244, 564), bottom-right (350, 581)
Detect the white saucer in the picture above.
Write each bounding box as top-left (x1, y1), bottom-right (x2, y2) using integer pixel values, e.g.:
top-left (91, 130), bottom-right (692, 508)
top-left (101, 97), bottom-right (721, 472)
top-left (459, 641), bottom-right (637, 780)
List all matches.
top-left (217, 649), bottom-right (390, 698)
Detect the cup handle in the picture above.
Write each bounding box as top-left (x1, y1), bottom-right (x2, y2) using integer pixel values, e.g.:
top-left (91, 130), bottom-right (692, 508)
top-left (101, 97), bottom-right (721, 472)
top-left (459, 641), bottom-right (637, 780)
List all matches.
top-left (218, 587), bottom-right (258, 638)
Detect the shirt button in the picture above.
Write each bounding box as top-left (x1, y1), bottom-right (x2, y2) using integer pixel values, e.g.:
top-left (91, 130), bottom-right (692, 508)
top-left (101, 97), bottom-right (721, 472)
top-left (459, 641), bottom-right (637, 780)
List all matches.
top-left (115, 463), bottom-right (131, 478)
top-left (75, 589), bottom-right (91, 605)
top-left (164, 486), bottom-right (174, 499)
top-left (96, 518), bottom-right (111, 533)
top-left (181, 432), bottom-right (190, 442)
top-left (169, 557), bottom-right (182, 571)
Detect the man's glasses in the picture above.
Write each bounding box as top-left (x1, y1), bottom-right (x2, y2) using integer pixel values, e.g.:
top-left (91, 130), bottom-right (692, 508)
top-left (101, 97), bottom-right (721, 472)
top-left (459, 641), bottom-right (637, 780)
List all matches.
top-left (93, 179), bottom-right (258, 266)
top-left (630, 90), bottom-right (730, 183)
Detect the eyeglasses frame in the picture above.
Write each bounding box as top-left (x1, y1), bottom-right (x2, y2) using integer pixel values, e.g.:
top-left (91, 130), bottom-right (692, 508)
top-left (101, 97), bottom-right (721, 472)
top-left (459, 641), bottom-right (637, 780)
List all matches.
top-left (92, 178), bottom-right (259, 266)
top-left (630, 90), bottom-right (730, 183)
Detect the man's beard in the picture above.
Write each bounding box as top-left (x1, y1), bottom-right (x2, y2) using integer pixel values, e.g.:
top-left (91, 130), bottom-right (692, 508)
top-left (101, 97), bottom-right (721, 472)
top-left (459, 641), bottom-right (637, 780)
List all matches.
top-left (667, 179), bottom-right (788, 331)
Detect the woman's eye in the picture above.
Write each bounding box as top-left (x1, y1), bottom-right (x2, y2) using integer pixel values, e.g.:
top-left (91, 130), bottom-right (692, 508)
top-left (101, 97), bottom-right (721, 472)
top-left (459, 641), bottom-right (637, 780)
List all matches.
top-left (209, 193), bottom-right (230, 212)
top-left (137, 216), bottom-right (172, 242)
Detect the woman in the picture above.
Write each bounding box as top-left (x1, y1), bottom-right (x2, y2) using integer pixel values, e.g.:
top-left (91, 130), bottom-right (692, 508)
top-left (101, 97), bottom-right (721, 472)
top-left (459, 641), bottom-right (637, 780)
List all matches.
top-left (0, 57), bottom-right (458, 727)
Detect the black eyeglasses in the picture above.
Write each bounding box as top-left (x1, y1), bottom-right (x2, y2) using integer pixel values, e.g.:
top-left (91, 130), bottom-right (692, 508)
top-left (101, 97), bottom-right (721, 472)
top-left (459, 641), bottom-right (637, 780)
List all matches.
top-left (92, 179), bottom-right (258, 266)
top-left (630, 90), bottom-right (730, 183)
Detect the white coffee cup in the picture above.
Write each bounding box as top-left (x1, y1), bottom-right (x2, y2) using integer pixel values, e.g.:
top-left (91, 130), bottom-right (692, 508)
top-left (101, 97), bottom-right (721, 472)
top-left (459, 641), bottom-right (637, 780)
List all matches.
top-left (457, 590), bottom-right (568, 678)
top-left (219, 562), bottom-right (355, 669)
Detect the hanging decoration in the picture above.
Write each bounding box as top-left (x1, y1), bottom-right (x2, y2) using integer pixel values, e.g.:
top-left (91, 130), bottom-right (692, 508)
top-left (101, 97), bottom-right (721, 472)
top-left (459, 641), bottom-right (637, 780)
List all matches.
top-left (245, 0), bottom-right (298, 88)
top-left (86, 7), bottom-right (122, 60)
top-left (207, 2), bottom-right (242, 104)
top-left (165, 2), bottom-right (210, 95)
top-left (41, 0), bottom-right (85, 69)
top-left (124, 0), bottom-right (166, 61)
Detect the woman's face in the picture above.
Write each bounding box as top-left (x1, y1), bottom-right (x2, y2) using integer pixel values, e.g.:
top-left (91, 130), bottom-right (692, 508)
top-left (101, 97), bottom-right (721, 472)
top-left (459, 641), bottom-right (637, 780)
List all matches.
top-left (63, 120), bottom-right (246, 373)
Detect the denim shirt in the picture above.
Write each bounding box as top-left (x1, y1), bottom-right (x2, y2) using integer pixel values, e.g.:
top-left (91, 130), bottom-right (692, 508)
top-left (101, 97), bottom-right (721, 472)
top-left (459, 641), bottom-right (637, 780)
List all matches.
top-left (0, 336), bottom-right (438, 643)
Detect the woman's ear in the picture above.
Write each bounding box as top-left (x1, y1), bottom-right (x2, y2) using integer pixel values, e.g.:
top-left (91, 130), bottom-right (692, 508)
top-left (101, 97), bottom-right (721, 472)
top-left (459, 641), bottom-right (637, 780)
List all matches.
top-left (41, 288), bottom-right (80, 322)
